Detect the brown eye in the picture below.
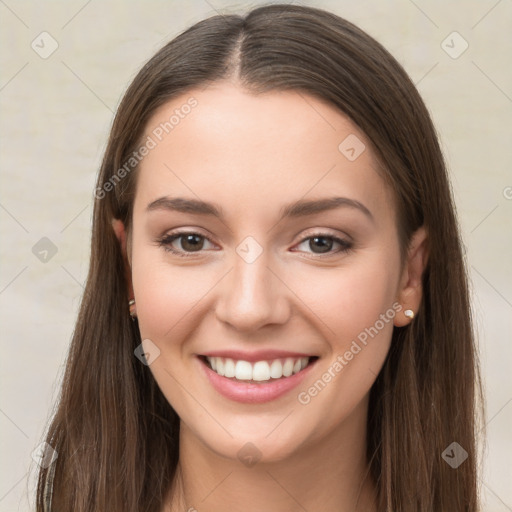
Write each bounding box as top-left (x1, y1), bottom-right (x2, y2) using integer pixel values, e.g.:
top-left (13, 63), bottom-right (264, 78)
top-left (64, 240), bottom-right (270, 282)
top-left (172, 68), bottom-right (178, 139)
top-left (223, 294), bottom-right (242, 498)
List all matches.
top-left (308, 236), bottom-right (334, 254)
top-left (158, 232), bottom-right (215, 258)
top-left (176, 233), bottom-right (205, 252)
top-left (293, 234), bottom-right (352, 257)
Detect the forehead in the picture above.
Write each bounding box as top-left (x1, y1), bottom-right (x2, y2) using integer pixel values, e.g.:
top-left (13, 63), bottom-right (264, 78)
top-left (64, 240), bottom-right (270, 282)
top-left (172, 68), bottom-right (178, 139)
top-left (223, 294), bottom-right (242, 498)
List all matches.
top-left (134, 82), bottom-right (394, 225)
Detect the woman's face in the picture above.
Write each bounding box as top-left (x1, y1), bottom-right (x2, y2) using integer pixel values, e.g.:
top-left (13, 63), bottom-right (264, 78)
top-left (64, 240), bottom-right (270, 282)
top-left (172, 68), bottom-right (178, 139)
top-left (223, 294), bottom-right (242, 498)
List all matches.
top-left (127, 81), bottom-right (414, 462)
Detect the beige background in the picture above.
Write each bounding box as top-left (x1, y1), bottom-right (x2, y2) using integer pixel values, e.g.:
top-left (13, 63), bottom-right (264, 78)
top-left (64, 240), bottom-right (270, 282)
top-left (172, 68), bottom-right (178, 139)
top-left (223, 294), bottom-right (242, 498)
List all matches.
top-left (0, 0), bottom-right (510, 510)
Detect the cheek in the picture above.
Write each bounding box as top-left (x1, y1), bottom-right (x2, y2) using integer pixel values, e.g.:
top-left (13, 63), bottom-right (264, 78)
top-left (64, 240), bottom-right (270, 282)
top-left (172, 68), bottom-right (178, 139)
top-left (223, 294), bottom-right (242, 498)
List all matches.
top-left (132, 254), bottom-right (213, 343)
top-left (289, 250), bottom-right (400, 411)
top-left (291, 252), bottom-right (400, 427)
top-left (292, 252), bottom-right (400, 345)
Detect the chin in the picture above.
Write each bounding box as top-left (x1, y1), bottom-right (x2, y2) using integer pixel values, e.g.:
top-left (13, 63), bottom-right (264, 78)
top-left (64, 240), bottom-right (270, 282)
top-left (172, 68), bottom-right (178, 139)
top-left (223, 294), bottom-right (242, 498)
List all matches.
top-left (190, 419), bottom-right (311, 466)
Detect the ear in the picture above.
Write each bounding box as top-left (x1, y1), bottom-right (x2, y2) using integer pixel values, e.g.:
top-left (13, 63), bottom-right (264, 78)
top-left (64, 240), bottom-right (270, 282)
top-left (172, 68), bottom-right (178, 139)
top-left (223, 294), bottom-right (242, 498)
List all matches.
top-left (112, 218), bottom-right (134, 300)
top-left (394, 226), bottom-right (429, 327)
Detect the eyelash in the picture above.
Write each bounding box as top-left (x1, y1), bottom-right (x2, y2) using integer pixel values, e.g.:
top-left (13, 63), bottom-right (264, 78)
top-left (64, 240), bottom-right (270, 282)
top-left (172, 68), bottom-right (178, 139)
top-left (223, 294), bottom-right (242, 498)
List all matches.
top-left (156, 230), bottom-right (353, 259)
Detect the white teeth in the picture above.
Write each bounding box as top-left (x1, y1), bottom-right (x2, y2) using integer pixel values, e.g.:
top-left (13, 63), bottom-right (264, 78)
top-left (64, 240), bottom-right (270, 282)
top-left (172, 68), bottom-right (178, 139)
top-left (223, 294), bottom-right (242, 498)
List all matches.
top-left (234, 360), bottom-right (253, 380)
top-left (252, 361), bottom-right (270, 381)
top-left (205, 356), bottom-right (312, 382)
top-left (224, 358), bottom-right (236, 378)
top-left (216, 358), bottom-right (225, 376)
top-left (269, 359), bottom-right (283, 379)
top-left (282, 358), bottom-right (294, 377)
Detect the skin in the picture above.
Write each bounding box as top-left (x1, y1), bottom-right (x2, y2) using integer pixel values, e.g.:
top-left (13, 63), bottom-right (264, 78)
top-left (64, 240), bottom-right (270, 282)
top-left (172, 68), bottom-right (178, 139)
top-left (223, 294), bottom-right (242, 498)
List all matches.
top-left (113, 81), bottom-right (428, 512)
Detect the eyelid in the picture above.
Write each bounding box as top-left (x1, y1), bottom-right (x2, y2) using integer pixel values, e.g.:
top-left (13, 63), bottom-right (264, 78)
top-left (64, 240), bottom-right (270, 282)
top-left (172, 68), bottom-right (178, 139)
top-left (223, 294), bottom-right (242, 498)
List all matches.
top-left (158, 227), bottom-right (215, 242)
top-left (297, 227), bottom-right (352, 243)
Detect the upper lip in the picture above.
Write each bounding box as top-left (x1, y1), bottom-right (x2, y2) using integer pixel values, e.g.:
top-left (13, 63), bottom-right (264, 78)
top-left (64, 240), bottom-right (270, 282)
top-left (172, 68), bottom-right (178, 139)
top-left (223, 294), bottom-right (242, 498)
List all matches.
top-left (199, 349), bottom-right (317, 362)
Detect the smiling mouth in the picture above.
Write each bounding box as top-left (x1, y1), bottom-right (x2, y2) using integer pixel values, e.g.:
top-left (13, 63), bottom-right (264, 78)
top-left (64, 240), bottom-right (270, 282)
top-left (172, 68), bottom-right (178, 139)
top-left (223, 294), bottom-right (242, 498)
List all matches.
top-left (198, 355), bottom-right (319, 383)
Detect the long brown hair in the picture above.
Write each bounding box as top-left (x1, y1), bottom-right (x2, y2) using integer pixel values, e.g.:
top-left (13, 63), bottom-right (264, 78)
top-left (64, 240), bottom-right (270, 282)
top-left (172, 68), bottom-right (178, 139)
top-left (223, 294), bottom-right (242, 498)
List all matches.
top-left (35, 4), bottom-right (484, 511)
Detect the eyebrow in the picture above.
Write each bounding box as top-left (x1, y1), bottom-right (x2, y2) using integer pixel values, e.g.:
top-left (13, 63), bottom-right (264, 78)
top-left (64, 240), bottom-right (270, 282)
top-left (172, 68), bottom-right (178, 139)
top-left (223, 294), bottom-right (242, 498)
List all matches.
top-left (146, 196), bottom-right (374, 223)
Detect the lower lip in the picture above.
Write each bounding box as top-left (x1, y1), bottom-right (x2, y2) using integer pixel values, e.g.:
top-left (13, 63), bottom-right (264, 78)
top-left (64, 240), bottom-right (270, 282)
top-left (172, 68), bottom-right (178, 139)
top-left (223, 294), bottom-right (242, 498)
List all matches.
top-left (197, 356), bottom-right (317, 404)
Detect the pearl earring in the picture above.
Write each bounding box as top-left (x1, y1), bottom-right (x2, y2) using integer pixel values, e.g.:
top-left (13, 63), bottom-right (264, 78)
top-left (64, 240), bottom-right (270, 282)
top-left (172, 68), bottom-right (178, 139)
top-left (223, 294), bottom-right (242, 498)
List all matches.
top-left (404, 309), bottom-right (415, 319)
top-left (129, 299), bottom-right (137, 320)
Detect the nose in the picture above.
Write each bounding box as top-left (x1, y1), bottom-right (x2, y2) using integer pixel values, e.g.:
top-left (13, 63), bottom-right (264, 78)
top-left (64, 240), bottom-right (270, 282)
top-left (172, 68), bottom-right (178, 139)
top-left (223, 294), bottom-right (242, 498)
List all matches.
top-left (214, 249), bottom-right (291, 332)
